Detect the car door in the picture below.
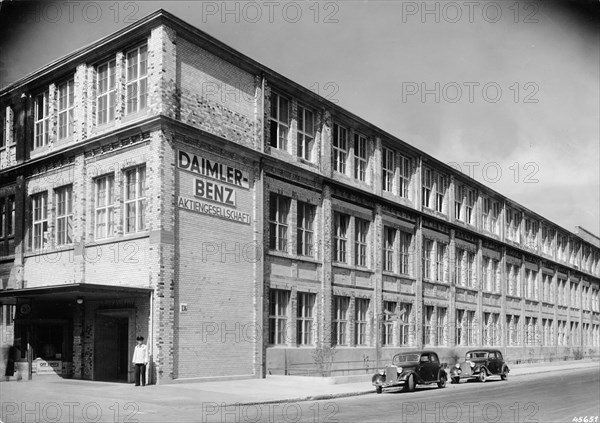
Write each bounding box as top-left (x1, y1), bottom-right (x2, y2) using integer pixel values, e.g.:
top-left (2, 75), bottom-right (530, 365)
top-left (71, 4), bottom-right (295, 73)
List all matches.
top-left (417, 353), bottom-right (431, 381)
top-left (429, 353), bottom-right (441, 380)
top-left (487, 351), bottom-right (498, 373)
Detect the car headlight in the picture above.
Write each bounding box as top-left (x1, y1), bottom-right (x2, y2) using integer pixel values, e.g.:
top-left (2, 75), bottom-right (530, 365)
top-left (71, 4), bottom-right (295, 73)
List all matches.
top-left (470, 361), bottom-right (475, 368)
top-left (457, 369), bottom-right (462, 374)
top-left (455, 363), bottom-right (460, 368)
top-left (397, 367), bottom-right (403, 374)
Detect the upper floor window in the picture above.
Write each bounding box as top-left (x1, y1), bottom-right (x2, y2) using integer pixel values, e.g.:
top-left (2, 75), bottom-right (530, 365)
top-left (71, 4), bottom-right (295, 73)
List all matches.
top-left (55, 186), bottom-right (73, 246)
top-left (333, 212), bottom-right (349, 263)
top-left (382, 147), bottom-right (395, 193)
top-left (95, 175), bottom-right (115, 239)
top-left (422, 167), bottom-right (433, 208)
top-left (399, 155), bottom-right (411, 199)
top-left (124, 165), bottom-right (146, 233)
top-left (332, 123), bottom-right (348, 174)
top-left (297, 292), bottom-right (315, 346)
top-left (333, 296), bottom-right (349, 346)
top-left (58, 79), bottom-right (75, 139)
top-left (269, 289), bottom-right (290, 345)
top-left (270, 92), bottom-right (289, 151)
top-left (354, 218), bottom-right (369, 267)
top-left (0, 107), bottom-right (5, 148)
top-left (297, 105), bottom-right (314, 161)
top-left (435, 174), bottom-right (446, 213)
top-left (269, 193), bottom-right (290, 252)
top-left (31, 192), bottom-right (48, 250)
top-left (354, 133), bottom-right (367, 182)
top-left (126, 45), bottom-right (148, 114)
top-left (34, 91), bottom-right (49, 148)
top-left (399, 231), bottom-right (412, 275)
top-left (383, 226), bottom-right (396, 272)
top-left (0, 196), bottom-right (15, 241)
top-left (297, 201), bottom-right (315, 257)
top-left (97, 59), bottom-right (116, 125)
top-left (355, 298), bottom-right (369, 345)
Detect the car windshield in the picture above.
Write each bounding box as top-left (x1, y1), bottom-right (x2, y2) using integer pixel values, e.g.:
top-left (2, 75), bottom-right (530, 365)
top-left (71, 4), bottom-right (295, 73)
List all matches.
top-left (393, 354), bottom-right (420, 364)
top-left (466, 351), bottom-right (488, 359)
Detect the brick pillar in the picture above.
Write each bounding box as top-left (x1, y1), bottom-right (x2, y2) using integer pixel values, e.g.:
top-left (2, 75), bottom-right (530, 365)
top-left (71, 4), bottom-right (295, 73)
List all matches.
top-left (500, 246), bottom-right (507, 347)
top-left (148, 24), bottom-right (178, 119)
top-left (321, 183), bottom-right (333, 346)
top-left (415, 216), bottom-right (423, 348)
top-left (373, 137), bottom-right (382, 197)
top-left (74, 64), bottom-right (88, 142)
top-left (448, 229), bottom-right (456, 346)
top-left (373, 204), bottom-right (383, 368)
top-left (320, 110), bottom-right (332, 178)
top-left (253, 160), bottom-right (265, 377)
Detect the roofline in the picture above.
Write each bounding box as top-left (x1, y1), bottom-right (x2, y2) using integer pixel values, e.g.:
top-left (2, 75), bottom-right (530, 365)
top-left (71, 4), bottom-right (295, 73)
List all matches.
top-left (1, 9), bottom-right (598, 244)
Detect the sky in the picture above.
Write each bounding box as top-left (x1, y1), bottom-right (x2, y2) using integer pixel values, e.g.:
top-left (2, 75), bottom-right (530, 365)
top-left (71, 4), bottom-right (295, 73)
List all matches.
top-left (0, 0), bottom-right (598, 237)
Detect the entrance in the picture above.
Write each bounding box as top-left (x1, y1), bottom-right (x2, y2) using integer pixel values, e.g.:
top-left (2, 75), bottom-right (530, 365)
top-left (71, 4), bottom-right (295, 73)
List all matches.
top-left (94, 314), bottom-right (130, 381)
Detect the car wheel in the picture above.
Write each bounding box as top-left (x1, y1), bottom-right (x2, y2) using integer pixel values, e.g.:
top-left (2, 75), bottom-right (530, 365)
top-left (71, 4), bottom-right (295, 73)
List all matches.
top-left (478, 370), bottom-right (487, 383)
top-left (451, 376), bottom-right (460, 384)
top-left (437, 374), bottom-right (447, 388)
top-left (501, 369), bottom-right (508, 380)
top-left (404, 374), bottom-right (415, 392)
top-left (376, 386), bottom-right (383, 394)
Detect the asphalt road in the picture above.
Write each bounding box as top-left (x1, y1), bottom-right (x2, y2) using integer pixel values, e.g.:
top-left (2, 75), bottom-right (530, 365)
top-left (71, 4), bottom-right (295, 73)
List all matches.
top-left (206, 367), bottom-right (600, 423)
top-left (254, 368), bottom-right (600, 423)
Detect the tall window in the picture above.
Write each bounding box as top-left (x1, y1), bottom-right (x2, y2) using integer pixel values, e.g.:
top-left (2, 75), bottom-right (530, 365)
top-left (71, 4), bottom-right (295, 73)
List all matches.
top-left (423, 306), bottom-right (434, 345)
top-left (333, 213), bottom-right (349, 263)
top-left (435, 243), bottom-right (446, 282)
top-left (270, 92), bottom-right (289, 150)
top-left (124, 166), bottom-right (146, 233)
top-left (269, 289), bottom-right (289, 345)
top-left (455, 248), bottom-right (464, 286)
top-left (422, 167), bottom-right (432, 208)
top-left (436, 307), bottom-right (447, 346)
top-left (382, 147), bottom-right (394, 193)
top-left (297, 201), bottom-right (314, 257)
top-left (454, 185), bottom-right (463, 220)
top-left (355, 298), bottom-right (369, 345)
top-left (383, 301), bottom-right (396, 346)
top-left (95, 175), bottom-right (115, 239)
top-left (126, 45), bottom-right (148, 114)
top-left (333, 296), bottom-right (349, 345)
top-left (297, 105), bottom-right (314, 161)
top-left (465, 188), bottom-right (474, 224)
top-left (399, 302), bottom-right (412, 345)
top-left (297, 292), bottom-right (315, 346)
top-left (465, 310), bottom-right (475, 345)
top-left (34, 91), bottom-right (49, 148)
top-left (466, 252), bottom-right (475, 287)
top-left (55, 186), bottom-right (73, 246)
top-left (97, 59), bottom-right (116, 125)
top-left (491, 201), bottom-right (500, 234)
top-left (269, 193), bottom-right (290, 252)
top-left (399, 155), bottom-right (411, 199)
top-left (435, 174), bottom-right (446, 213)
top-left (456, 309), bottom-right (464, 345)
top-left (383, 226), bottom-right (395, 272)
top-left (332, 123), bottom-right (348, 174)
top-left (422, 239), bottom-right (433, 280)
top-left (8, 196), bottom-right (14, 237)
top-left (354, 133), bottom-right (367, 181)
top-left (58, 79), bottom-right (75, 139)
top-left (32, 192), bottom-right (48, 250)
top-left (354, 219), bottom-right (369, 267)
top-left (399, 231), bottom-right (412, 275)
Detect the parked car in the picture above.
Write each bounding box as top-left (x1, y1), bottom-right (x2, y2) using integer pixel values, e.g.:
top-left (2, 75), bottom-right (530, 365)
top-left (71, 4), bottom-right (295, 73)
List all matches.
top-left (449, 349), bottom-right (509, 384)
top-left (372, 350), bottom-right (447, 394)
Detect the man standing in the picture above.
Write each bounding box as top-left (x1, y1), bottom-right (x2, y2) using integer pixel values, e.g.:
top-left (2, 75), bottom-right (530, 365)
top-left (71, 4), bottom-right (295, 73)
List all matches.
top-left (132, 336), bottom-right (148, 386)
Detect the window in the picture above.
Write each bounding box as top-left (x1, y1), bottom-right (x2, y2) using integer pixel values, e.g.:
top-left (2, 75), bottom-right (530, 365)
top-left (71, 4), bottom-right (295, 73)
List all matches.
top-left (333, 213), bottom-right (349, 263)
top-left (58, 79), bottom-right (75, 139)
top-left (399, 155), bottom-right (411, 199)
top-left (32, 192), bottom-right (48, 250)
top-left (332, 296), bottom-right (349, 345)
top-left (466, 252), bottom-right (475, 287)
top-left (382, 147), bottom-right (394, 192)
top-left (354, 219), bottom-right (369, 267)
top-left (422, 167), bottom-right (432, 208)
top-left (0, 107), bottom-right (4, 148)
top-left (355, 298), bottom-right (369, 345)
top-left (383, 226), bottom-right (395, 272)
top-left (269, 193), bottom-right (290, 252)
top-left (399, 231), bottom-right (412, 275)
top-left (465, 188), bottom-right (474, 224)
top-left (270, 92), bottom-right (289, 151)
top-left (482, 198), bottom-right (490, 230)
top-left (297, 105), bottom-right (314, 161)
top-left (97, 59), bottom-right (116, 125)
top-left (0, 199), bottom-right (4, 239)
top-left (34, 91), bottom-right (49, 148)
top-left (269, 289), bottom-right (290, 345)
top-left (297, 202), bottom-right (315, 257)
top-left (435, 174), bottom-right (446, 213)
top-left (126, 45), bottom-right (148, 114)
top-left (55, 186), bottom-right (73, 246)
top-left (491, 201), bottom-right (500, 234)
top-left (95, 175), bottom-right (115, 239)
top-left (8, 196), bottom-right (14, 236)
top-left (464, 310), bottom-right (475, 345)
top-left (398, 302), bottom-right (412, 345)
top-left (332, 123), bottom-right (348, 174)
top-left (423, 306), bottom-right (434, 345)
top-left (483, 313), bottom-right (499, 346)
top-left (435, 243), bottom-right (447, 282)
top-left (354, 133), bottom-right (367, 181)
top-left (383, 301), bottom-right (396, 346)
top-left (454, 185), bottom-right (463, 220)
top-left (436, 307), bottom-right (447, 346)
top-left (455, 248), bottom-right (464, 286)
top-left (506, 263), bottom-right (520, 296)
top-left (124, 166), bottom-right (146, 233)
top-left (456, 309), bottom-right (464, 345)
top-left (485, 258), bottom-right (500, 293)
top-left (422, 239), bottom-right (433, 280)
top-left (297, 292), bottom-right (315, 346)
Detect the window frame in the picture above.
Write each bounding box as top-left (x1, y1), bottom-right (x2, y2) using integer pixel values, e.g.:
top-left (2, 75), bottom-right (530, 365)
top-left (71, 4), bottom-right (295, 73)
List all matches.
top-left (55, 185), bottom-right (73, 246)
top-left (297, 104), bottom-right (314, 161)
top-left (96, 59), bottom-right (117, 126)
top-left (124, 165), bottom-right (146, 234)
top-left (125, 44), bottom-right (149, 115)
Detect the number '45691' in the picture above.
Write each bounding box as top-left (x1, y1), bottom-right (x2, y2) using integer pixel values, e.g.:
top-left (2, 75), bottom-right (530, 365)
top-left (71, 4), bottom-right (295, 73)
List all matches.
top-left (572, 417), bottom-right (599, 423)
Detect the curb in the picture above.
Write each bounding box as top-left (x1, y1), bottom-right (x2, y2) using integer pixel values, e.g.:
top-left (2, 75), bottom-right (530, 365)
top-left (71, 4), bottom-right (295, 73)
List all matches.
top-left (220, 362), bottom-right (599, 407)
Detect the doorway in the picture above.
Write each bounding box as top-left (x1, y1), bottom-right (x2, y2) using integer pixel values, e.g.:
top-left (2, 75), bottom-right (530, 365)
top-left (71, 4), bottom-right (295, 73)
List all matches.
top-left (94, 314), bottom-right (130, 381)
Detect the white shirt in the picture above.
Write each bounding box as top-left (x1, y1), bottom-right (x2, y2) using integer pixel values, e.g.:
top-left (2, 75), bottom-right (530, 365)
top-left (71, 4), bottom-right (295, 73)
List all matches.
top-left (132, 344), bottom-right (148, 364)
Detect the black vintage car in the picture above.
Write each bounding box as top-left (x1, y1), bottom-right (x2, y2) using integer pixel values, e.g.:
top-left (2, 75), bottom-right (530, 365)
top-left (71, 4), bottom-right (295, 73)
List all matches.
top-left (449, 349), bottom-right (509, 383)
top-left (372, 350), bottom-right (447, 394)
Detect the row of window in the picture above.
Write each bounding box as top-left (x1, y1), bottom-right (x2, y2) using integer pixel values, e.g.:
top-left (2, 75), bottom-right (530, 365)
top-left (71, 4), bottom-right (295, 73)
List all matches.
top-left (268, 289), bottom-right (600, 347)
top-left (31, 45), bottom-right (148, 150)
top-left (28, 165), bottom-right (146, 251)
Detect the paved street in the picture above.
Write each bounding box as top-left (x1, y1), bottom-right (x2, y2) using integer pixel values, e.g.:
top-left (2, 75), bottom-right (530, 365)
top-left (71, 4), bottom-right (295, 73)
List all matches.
top-left (0, 363), bottom-right (598, 422)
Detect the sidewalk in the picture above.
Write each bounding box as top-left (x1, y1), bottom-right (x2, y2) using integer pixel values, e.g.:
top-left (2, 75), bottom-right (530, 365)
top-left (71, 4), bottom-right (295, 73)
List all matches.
top-left (1, 359), bottom-right (598, 410)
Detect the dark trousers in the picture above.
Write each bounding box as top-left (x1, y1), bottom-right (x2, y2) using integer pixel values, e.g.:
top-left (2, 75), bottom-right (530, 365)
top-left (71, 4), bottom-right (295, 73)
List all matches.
top-left (134, 363), bottom-right (146, 386)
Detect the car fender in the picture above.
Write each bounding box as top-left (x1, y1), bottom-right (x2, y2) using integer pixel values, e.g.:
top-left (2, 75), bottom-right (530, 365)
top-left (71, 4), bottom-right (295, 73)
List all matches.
top-left (502, 364), bottom-right (510, 374)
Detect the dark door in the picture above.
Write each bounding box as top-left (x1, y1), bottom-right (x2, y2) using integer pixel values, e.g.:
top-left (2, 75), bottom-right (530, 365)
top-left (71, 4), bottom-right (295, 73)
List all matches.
top-left (94, 315), bottom-right (129, 381)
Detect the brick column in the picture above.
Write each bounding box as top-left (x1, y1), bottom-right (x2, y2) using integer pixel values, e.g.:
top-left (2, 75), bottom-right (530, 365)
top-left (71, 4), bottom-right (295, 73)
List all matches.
top-left (148, 25), bottom-right (178, 119)
top-left (373, 204), bottom-right (383, 368)
top-left (449, 229), bottom-right (457, 346)
top-left (320, 110), bottom-right (332, 178)
top-left (321, 183), bottom-right (333, 346)
top-left (415, 216), bottom-right (423, 348)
